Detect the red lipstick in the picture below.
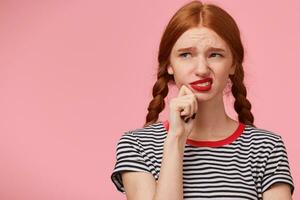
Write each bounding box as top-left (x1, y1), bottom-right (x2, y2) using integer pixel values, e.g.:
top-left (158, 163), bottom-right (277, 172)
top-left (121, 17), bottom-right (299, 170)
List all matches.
top-left (189, 78), bottom-right (213, 92)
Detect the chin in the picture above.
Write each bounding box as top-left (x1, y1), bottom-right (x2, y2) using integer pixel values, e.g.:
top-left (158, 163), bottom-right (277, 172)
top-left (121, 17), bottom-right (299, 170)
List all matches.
top-left (194, 93), bottom-right (213, 101)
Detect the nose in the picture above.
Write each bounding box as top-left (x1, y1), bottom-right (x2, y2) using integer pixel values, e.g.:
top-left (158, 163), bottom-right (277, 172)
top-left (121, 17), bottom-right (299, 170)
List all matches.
top-left (194, 57), bottom-right (211, 77)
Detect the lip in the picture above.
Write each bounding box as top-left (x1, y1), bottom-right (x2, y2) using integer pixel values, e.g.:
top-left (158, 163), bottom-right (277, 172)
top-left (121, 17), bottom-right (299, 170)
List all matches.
top-left (189, 77), bottom-right (213, 85)
top-left (189, 78), bottom-right (213, 92)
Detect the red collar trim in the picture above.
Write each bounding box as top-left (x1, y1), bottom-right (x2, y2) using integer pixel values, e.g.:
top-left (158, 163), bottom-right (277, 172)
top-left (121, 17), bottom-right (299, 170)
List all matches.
top-left (162, 120), bottom-right (245, 147)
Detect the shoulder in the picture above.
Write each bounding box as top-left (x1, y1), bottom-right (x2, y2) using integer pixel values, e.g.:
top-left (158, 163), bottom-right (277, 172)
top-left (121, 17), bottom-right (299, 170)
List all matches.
top-left (117, 121), bottom-right (167, 146)
top-left (124, 121), bottom-right (166, 137)
top-left (241, 124), bottom-right (284, 144)
top-left (236, 124), bottom-right (288, 155)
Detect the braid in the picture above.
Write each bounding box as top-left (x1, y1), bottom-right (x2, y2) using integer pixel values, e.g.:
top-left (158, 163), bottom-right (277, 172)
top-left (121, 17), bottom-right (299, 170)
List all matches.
top-left (229, 64), bottom-right (255, 127)
top-left (143, 67), bottom-right (173, 127)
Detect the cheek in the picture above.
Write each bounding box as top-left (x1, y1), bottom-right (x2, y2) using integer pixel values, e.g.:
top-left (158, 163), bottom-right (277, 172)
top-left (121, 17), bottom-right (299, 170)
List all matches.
top-left (213, 62), bottom-right (232, 76)
top-left (212, 65), bottom-right (231, 83)
top-left (172, 69), bottom-right (191, 87)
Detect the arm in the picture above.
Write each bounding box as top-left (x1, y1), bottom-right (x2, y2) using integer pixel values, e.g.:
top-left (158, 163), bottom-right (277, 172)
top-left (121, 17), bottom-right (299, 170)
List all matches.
top-left (122, 171), bottom-right (156, 200)
top-left (122, 132), bottom-right (186, 200)
top-left (261, 136), bottom-right (294, 199)
top-left (121, 85), bottom-right (197, 199)
top-left (262, 183), bottom-right (292, 200)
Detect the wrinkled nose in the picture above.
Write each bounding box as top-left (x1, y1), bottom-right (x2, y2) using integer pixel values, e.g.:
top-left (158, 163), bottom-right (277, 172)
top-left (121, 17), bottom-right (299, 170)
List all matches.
top-left (194, 57), bottom-right (211, 77)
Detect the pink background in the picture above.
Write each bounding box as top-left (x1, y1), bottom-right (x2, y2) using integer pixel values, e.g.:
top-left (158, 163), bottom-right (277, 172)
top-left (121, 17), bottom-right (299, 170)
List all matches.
top-left (0, 0), bottom-right (299, 199)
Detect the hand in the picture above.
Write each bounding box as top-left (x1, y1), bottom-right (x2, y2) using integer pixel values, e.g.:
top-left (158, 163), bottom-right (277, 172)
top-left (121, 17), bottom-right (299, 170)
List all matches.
top-left (168, 85), bottom-right (198, 140)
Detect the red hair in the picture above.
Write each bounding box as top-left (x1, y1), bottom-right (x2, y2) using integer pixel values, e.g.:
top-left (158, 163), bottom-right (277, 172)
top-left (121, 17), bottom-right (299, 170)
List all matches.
top-left (144, 1), bottom-right (255, 127)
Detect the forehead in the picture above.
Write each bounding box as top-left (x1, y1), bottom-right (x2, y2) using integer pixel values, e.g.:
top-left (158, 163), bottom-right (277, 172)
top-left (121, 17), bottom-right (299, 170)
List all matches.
top-left (172, 27), bottom-right (229, 51)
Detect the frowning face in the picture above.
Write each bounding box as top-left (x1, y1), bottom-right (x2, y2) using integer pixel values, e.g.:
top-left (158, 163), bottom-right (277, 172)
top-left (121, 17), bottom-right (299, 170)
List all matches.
top-left (168, 26), bottom-right (235, 102)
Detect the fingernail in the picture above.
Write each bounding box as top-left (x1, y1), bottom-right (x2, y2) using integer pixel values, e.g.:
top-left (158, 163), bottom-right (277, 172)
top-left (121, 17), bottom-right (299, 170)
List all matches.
top-left (192, 113), bottom-right (196, 119)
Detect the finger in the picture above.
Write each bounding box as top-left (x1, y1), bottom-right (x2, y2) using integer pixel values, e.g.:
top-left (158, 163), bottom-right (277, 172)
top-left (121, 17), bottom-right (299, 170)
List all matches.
top-left (180, 105), bottom-right (191, 118)
top-left (178, 85), bottom-right (194, 97)
top-left (178, 85), bottom-right (188, 97)
top-left (181, 113), bottom-right (191, 122)
top-left (182, 94), bottom-right (197, 116)
top-left (193, 97), bottom-right (198, 117)
top-left (176, 100), bottom-right (192, 116)
top-left (191, 113), bottom-right (196, 119)
top-left (176, 94), bottom-right (195, 100)
top-left (184, 85), bottom-right (194, 95)
top-left (184, 117), bottom-right (190, 123)
top-left (186, 112), bottom-right (196, 123)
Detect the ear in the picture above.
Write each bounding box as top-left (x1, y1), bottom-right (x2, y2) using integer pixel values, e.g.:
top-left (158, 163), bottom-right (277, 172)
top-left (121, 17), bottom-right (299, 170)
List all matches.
top-left (229, 64), bottom-right (236, 75)
top-left (167, 65), bottom-right (174, 75)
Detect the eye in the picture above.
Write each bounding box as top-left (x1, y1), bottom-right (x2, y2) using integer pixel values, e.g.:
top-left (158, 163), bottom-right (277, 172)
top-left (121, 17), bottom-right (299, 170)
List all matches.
top-left (210, 53), bottom-right (223, 58)
top-left (179, 52), bottom-right (192, 59)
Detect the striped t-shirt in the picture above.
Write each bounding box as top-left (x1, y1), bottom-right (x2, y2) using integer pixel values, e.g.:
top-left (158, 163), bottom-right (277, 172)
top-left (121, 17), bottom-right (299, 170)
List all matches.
top-left (111, 120), bottom-right (294, 199)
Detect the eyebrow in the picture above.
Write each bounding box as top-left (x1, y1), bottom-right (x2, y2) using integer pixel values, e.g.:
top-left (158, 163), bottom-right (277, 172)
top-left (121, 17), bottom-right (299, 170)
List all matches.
top-left (177, 46), bottom-right (226, 53)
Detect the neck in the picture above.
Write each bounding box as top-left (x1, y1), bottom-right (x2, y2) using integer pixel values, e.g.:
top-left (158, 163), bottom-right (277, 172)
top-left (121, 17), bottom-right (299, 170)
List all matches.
top-left (189, 93), bottom-right (239, 141)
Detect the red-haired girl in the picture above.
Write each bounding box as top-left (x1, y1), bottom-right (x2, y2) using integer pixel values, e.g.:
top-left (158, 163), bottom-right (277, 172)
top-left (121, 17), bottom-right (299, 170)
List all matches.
top-left (111, 1), bottom-right (294, 199)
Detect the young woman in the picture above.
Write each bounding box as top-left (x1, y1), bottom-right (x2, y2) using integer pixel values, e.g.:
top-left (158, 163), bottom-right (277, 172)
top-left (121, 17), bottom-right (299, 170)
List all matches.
top-left (111, 1), bottom-right (294, 199)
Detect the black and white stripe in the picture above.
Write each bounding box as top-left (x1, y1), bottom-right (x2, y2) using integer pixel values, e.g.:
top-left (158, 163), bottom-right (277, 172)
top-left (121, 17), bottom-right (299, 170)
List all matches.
top-left (111, 121), bottom-right (294, 199)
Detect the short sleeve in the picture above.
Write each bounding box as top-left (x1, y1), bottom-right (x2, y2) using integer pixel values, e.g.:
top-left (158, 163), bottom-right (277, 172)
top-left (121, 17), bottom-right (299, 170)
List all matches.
top-left (261, 136), bottom-right (294, 195)
top-left (110, 131), bottom-right (152, 193)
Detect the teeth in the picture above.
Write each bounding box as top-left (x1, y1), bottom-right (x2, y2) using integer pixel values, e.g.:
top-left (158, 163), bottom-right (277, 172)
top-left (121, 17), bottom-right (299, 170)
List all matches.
top-left (196, 82), bottom-right (210, 86)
